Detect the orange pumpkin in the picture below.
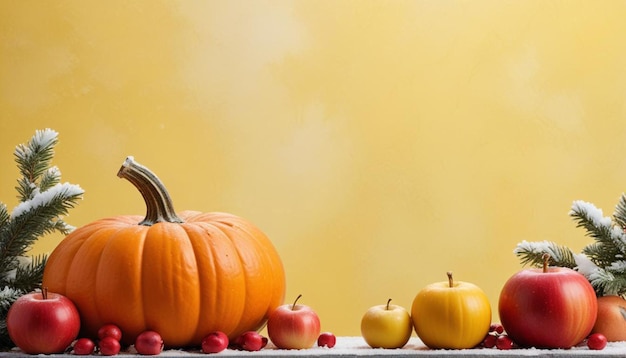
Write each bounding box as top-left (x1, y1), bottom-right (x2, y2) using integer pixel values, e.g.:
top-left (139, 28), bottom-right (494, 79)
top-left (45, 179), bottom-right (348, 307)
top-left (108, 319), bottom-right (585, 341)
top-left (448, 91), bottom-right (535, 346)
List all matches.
top-left (42, 157), bottom-right (286, 348)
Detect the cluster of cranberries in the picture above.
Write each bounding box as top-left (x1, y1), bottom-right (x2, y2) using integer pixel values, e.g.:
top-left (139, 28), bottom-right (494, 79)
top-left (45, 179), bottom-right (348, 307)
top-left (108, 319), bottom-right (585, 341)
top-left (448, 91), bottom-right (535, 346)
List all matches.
top-left (69, 326), bottom-right (336, 355)
top-left (479, 323), bottom-right (514, 350)
top-left (479, 323), bottom-right (608, 351)
top-left (70, 324), bottom-right (163, 356)
top-left (202, 331), bottom-right (337, 354)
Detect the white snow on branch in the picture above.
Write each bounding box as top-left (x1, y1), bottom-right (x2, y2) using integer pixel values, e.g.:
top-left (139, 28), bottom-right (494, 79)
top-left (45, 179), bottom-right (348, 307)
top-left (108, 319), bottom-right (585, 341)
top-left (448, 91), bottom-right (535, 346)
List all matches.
top-left (32, 128), bottom-right (58, 147)
top-left (46, 166), bottom-right (61, 177)
top-left (570, 200), bottom-right (613, 227)
top-left (14, 128), bottom-right (58, 160)
top-left (514, 240), bottom-right (561, 258)
top-left (10, 182), bottom-right (84, 220)
top-left (574, 253), bottom-right (600, 278)
top-left (608, 260), bottom-right (626, 273)
top-left (571, 200), bottom-right (626, 251)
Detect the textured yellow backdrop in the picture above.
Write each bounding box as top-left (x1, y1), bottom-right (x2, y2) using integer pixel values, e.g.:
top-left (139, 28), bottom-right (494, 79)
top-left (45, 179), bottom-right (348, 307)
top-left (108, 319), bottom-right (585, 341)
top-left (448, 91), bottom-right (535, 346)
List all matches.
top-left (2, 1), bottom-right (626, 337)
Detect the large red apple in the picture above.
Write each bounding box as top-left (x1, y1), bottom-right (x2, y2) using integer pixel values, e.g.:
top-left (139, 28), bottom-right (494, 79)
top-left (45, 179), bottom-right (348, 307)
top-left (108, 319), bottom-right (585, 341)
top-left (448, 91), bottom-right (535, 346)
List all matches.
top-left (267, 294), bottom-right (321, 349)
top-left (591, 295), bottom-right (626, 341)
top-left (498, 254), bottom-right (597, 349)
top-left (7, 288), bottom-right (81, 354)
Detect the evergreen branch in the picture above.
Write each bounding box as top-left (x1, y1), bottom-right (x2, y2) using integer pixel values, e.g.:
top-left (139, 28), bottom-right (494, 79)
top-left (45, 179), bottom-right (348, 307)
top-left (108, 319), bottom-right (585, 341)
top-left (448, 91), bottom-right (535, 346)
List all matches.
top-left (0, 129), bottom-right (83, 350)
top-left (0, 287), bottom-right (24, 349)
top-left (14, 177), bottom-right (35, 203)
top-left (39, 166), bottom-right (61, 192)
top-left (0, 183), bottom-right (83, 277)
top-left (583, 242), bottom-right (624, 269)
top-left (0, 205), bottom-right (7, 234)
top-left (570, 200), bottom-right (626, 266)
top-left (0, 287), bottom-right (22, 313)
top-left (587, 268), bottom-right (626, 296)
top-left (13, 129), bottom-right (58, 202)
top-left (570, 200), bottom-right (616, 243)
top-left (614, 194), bottom-right (626, 231)
top-left (13, 255), bottom-right (47, 293)
top-left (51, 219), bottom-right (75, 236)
top-left (514, 240), bottom-right (577, 268)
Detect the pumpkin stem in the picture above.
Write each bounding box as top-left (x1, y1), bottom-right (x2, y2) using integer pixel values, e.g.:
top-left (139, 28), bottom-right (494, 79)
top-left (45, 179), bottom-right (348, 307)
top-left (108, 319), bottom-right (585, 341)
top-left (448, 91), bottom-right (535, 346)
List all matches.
top-left (542, 253), bottom-right (550, 273)
top-left (117, 156), bottom-right (184, 226)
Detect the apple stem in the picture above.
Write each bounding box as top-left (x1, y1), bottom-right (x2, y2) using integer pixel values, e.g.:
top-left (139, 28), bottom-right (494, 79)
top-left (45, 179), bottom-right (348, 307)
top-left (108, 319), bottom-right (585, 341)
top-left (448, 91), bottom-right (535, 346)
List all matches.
top-left (542, 253), bottom-right (550, 273)
top-left (386, 298), bottom-right (392, 310)
top-left (291, 294), bottom-right (302, 311)
top-left (42, 287), bottom-right (48, 300)
top-left (447, 271), bottom-right (454, 288)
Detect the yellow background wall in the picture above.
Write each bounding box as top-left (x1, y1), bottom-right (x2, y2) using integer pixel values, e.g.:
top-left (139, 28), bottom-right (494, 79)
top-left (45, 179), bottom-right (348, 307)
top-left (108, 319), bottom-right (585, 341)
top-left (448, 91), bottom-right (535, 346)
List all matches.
top-left (2, 1), bottom-right (626, 337)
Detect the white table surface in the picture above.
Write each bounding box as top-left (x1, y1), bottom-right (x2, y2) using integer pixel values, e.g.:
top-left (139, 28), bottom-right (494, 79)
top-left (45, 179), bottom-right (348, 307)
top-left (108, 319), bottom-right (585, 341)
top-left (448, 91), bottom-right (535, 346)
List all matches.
top-left (1, 336), bottom-right (625, 357)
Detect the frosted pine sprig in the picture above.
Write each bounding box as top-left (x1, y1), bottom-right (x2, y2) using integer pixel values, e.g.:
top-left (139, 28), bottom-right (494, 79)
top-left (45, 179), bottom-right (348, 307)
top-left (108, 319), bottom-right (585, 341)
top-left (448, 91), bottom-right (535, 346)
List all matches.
top-left (514, 240), bottom-right (577, 268)
top-left (516, 196), bottom-right (626, 297)
top-left (10, 183), bottom-right (83, 221)
top-left (0, 128), bottom-right (84, 349)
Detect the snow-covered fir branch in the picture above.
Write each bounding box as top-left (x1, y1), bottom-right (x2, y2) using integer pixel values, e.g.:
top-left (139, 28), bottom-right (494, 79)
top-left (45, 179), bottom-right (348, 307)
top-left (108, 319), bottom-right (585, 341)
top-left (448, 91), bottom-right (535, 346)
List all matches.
top-left (14, 128), bottom-right (59, 202)
top-left (10, 182), bottom-right (83, 220)
top-left (570, 200), bottom-right (626, 257)
top-left (570, 200), bottom-right (613, 228)
top-left (514, 240), bottom-right (577, 268)
top-left (0, 128), bottom-right (83, 349)
top-left (0, 287), bottom-right (22, 312)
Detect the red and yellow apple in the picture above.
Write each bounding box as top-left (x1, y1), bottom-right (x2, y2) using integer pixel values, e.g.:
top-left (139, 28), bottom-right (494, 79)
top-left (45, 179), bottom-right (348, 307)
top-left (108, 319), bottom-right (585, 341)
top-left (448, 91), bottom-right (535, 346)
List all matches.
top-left (498, 254), bottom-right (597, 349)
top-left (360, 299), bottom-right (412, 349)
top-left (7, 288), bottom-right (81, 354)
top-left (411, 272), bottom-right (491, 349)
top-left (267, 294), bottom-right (321, 349)
top-left (591, 295), bottom-right (626, 342)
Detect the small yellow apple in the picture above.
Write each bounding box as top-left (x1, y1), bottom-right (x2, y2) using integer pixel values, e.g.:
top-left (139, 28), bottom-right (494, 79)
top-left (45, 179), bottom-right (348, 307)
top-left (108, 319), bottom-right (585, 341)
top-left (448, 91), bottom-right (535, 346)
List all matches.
top-left (360, 299), bottom-right (413, 349)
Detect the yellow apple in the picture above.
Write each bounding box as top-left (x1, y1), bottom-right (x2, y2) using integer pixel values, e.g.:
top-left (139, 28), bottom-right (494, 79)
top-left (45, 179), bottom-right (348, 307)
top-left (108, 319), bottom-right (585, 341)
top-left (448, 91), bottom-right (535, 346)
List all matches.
top-left (360, 299), bottom-right (413, 349)
top-left (412, 271), bottom-right (491, 349)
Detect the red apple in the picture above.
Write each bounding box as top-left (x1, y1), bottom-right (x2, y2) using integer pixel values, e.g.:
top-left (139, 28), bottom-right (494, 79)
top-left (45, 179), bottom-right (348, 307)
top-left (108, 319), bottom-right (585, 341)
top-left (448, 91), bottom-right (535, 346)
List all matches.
top-left (6, 288), bottom-right (80, 354)
top-left (201, 331), bottom-right (229, 353)
top-left (317, 332), bottom-right (336, 348)
top-left (267, 294), bottom-right (321, 349)
top-left (498, 254), bottom-right (597, 349)
top-left (134, 330), bottom-right (163, 355)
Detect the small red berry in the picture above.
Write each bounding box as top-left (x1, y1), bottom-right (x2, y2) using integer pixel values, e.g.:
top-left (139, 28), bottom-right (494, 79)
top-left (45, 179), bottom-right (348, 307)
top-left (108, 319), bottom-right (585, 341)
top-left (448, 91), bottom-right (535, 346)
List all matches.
top-left (235, 331), bottom-right (264, 352)
top-left (489, 323), bottom-right (504, 335)
top-left (482, 334), bottom-right (497, 348)
top-left (99, 336), bottom-right (121, 356)
top-left (98, 324), bottom-right (122, 342)
top-left (134, 331), bottom-right (163, 355)
top-left (73, 338), bottom-right (96, 355)
top-left (201, 331), bottom-right (229, 354)
top-left (318, 332), bottom-right (336, 348)
top-left (587, 333), bottom-right (607, 350)
top-left (496, 335), bottom-right (514, 350)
